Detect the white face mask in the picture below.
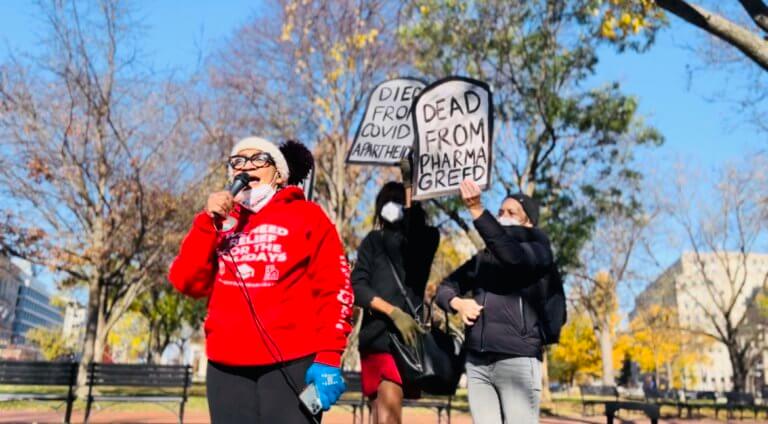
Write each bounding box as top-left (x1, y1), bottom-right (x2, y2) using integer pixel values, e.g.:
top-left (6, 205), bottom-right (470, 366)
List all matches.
top-left (498, 216), bottom-right (521, 226)
top-left (237, 184), bottom-right (276, 213)
top-left (380, 201), bottom-right (404, 224)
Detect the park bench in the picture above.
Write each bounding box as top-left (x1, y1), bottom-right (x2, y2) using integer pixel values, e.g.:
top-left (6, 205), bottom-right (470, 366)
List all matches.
top-left (581, 385), bottom-right (658, 423)
top-left (335, 371), bottom-right (453, 423)
top-left (714, 391), bottom-right (768, 420)
top-left (403, 395), bottom-right (453, 424)
top-left (84, 362), bottom-right (191, 424)
top-left (336, 371), bottom-right (366, 423)
top-left (645, 387), bottom-right (695, 418)
top-left (579, 385), bottom-right (618, 416)
top-left (604, 401), bottom-right (660, 424)
top-left (0, 360), bottom-right (78, 423)
top-left (671, 391), bottom-right (717, 418)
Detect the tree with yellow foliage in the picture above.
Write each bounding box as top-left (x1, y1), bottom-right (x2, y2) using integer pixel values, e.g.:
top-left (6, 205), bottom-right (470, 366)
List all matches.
top-left (626, 304), bottom-right (710, 389)
top-left (549, 312), bottom-right (602, 386)
top-left (594, 1), bottom-right (768, 71)
top-left (26, 327), bottom-right (75, 361)
top-left (107, 311), bottom-right (149, 363)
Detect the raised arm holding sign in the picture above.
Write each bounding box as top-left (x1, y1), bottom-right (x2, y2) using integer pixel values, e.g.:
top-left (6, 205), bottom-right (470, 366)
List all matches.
top-left (411, 76), bottom-right (494, 200)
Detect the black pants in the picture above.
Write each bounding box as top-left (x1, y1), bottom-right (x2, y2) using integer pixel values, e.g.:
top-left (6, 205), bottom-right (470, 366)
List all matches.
top-left (206, 355), bottom-right (321, 424)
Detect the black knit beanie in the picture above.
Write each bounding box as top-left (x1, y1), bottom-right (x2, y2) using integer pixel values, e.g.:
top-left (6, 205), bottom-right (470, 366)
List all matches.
top-left (506, 193), bottom-right (540, 227)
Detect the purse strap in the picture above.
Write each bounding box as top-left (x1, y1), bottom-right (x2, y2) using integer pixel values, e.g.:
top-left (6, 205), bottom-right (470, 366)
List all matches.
top-left (379, 232), bottom-right (422, 322)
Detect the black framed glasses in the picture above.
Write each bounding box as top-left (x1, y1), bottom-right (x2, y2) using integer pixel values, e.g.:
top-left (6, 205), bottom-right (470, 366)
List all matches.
top-left (228, 152), bottom-right (275, 170)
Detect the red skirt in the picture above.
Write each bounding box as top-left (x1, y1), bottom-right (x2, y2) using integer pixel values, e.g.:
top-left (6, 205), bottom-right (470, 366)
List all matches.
top-left (360, 352), bottom-right (421, 399)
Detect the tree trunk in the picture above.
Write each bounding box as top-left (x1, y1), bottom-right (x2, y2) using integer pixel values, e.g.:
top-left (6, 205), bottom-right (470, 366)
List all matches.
top-left (666, 361), bottom-right (673, 389)
top-left (333, 135), bottom-right (346, 234)
top-left (541, 348), bottom-right (551, 402)
top-left (94, 285), bottom-right (108, 363)
top-left (598, 326), bottom-right (615, 386)
top-left (728, 344), bottom-right (748, 392)
top-left (94, 322), bottom-right (108, 364)
top-left (146, 325), bottom-right (157, 363)
top-left (76, 281), bottom-right (101, 397)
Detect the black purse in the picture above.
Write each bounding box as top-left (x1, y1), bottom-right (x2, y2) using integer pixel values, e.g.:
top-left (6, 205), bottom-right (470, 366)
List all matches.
top-left (384, 253), bottom-right (465, 395)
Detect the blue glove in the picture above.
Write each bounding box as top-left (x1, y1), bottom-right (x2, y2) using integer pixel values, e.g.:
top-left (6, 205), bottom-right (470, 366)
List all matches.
top-left (304, 363), bottom-right (346, 411)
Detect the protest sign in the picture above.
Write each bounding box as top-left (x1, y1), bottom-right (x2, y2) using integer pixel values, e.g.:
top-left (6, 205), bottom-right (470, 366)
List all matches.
top-left (346, 78), bottom-right (426, 165)
top-left (412, 76), bottom-right (493, 200)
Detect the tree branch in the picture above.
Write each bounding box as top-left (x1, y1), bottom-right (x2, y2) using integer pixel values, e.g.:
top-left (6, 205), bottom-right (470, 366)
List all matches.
top-left (738, 0), bottom-right (768, 34)
top-left (656, 0), bottom-right (768, 71)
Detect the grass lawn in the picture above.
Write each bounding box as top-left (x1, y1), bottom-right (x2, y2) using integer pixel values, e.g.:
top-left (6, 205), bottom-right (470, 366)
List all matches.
top-left (4, 385), bottom-right (765, 421)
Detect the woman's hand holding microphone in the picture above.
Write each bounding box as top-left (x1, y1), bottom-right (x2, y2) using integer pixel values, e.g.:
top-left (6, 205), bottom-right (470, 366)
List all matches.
top-left (206, 192), bottom-right (234, 217)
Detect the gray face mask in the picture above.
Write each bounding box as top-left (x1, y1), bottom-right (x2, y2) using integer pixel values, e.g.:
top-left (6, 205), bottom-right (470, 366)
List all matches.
top-left (498, 216), bottom-right (521, 226)
top-left (380, 201), bottom-right (404, 223)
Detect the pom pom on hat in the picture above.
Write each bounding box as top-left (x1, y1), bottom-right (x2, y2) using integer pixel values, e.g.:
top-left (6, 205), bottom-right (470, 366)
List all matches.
top-left (279, 140), bottom-right (314, 185)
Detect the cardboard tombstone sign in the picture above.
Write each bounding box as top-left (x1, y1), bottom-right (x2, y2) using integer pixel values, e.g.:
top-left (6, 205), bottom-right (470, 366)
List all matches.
top-left (412, 76), bottom-right (493, 200)
top-left (346, 78), bottom-right (427, 166)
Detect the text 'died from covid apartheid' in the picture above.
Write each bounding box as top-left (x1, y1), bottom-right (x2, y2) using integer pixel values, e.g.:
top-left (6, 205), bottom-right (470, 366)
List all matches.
top-left (412, 76), bottom-right (493, 200)
top-left (346, 78), bottom-right (426, 166)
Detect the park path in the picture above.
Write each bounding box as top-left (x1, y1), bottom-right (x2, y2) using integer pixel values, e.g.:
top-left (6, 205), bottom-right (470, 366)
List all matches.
top-left (1, 409), bottom-right (766, 423)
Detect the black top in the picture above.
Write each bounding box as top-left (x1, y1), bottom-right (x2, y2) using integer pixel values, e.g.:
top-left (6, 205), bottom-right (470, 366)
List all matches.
top-left (436, 210), bottom-right (553, 358)
top-left (351, 204), bottom-right (439, 353)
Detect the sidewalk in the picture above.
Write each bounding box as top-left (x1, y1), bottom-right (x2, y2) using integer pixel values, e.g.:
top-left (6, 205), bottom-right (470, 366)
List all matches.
top-left (1, 409), bottom-right (766, 424)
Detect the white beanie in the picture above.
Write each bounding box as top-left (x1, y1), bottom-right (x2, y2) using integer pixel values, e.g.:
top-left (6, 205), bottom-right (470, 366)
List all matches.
top-left (229, 136), bottom-right (290, 183)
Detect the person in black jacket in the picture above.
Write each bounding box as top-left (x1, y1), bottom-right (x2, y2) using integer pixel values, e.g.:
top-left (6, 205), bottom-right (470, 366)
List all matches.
top-left (435, 179), bottom-right (553, 424)
top-left (351, 173), bottom-right (439, 424)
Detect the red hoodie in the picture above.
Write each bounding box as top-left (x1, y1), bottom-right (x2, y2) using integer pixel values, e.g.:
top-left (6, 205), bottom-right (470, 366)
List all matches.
top-left (168, 186), bottom-right (354, 367)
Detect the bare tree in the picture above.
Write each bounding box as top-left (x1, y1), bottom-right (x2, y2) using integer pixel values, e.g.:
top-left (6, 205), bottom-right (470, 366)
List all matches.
top-left (0, 0), bottom-right (204, 390)
top-left (664, 155), bottom-right (768, 392)
top-left (207, 0), bottom-right (406, 244)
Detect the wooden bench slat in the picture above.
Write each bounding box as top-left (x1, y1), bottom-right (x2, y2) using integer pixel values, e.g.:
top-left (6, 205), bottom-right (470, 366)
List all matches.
top-left (0, 377), bottom-right (74, 385)
top-left (89, 377), bottom-right (188, 386)
top-left (91, 395), bottom-right (184, 402)
top-left (0, 393), bottom-right (71, 401)
top-left (90, 368), bottom-right (187, 375)
top-left (0, 361), bottom-right (77, 424)
top-left (89, 376), bottom-right (187, 383)
top-left (0, 362), bottom-right (77, 386)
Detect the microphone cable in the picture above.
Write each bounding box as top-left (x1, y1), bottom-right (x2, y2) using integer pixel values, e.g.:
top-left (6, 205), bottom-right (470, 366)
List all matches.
top-left (216, 223), bottom-right (323, 424)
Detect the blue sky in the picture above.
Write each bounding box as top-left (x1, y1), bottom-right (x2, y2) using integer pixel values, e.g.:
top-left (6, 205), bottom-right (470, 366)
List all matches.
top-left (2, 1), bottom-right (757, 180)
top-left (1, 2), bottom-right (764, 309)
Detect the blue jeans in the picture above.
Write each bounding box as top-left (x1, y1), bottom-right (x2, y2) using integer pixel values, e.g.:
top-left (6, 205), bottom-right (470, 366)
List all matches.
top-left (466, 352), bottom-right (542, 424)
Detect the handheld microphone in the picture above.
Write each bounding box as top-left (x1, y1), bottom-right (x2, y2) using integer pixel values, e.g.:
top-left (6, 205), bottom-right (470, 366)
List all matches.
top-left (229, 173), bottom-right (252, 197)
top-left (212, 174), bottom-right (252, 229)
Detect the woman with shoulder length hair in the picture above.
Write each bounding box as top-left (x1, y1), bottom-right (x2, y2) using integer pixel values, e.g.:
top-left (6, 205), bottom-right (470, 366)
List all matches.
top-left (350, 163), bottom-right (439, 424)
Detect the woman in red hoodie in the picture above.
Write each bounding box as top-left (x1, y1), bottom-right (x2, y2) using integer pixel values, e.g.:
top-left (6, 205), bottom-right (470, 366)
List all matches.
top-left (168, 137), bottom-right (353, 424)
